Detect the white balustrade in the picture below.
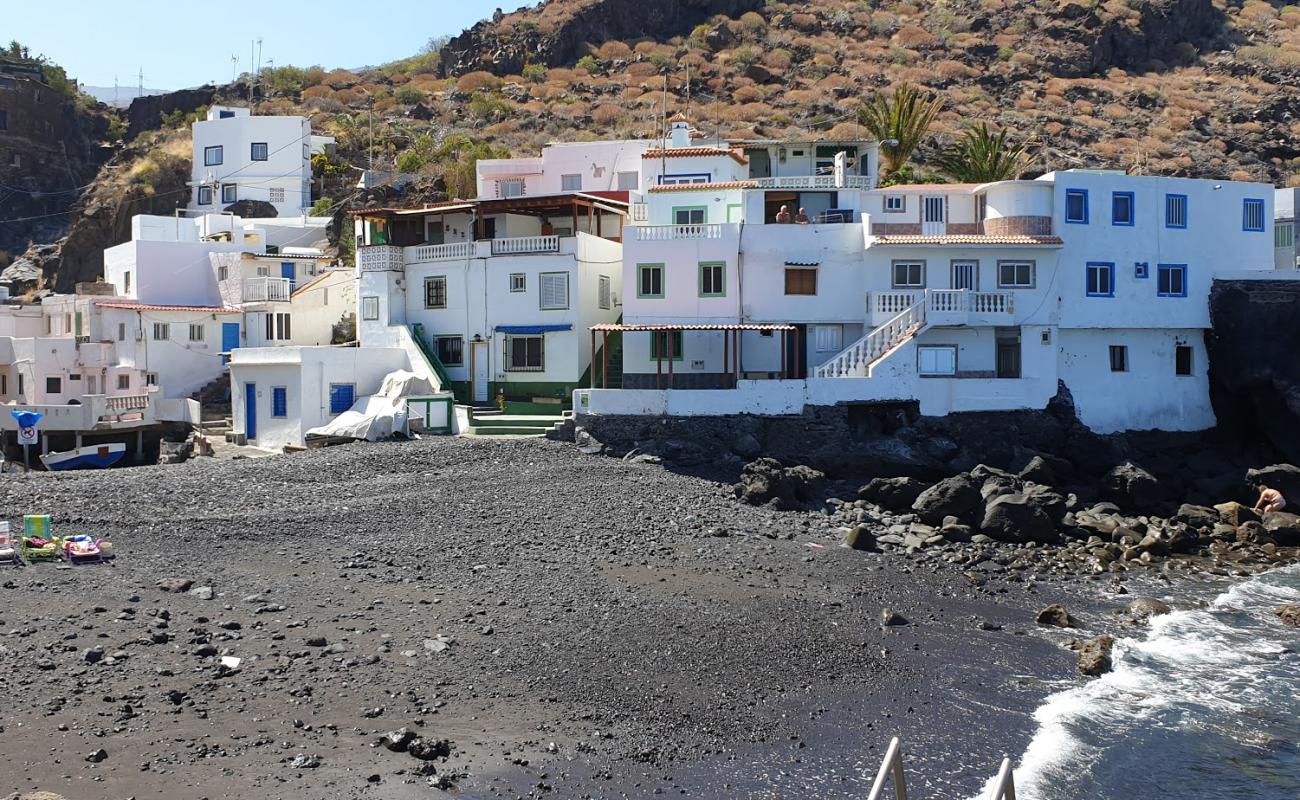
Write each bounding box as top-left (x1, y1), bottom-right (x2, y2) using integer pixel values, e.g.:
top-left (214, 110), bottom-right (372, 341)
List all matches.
top-left (408, 241), bottom-right (475, 262)
top-left (358, 245), bottom-right (404, 272)
top-left (490, 235), bottom-right (560, 255)
top-left (634, 224), bottom-right (723, 241)
top-left (105, 394), bottom-right (150, 411)
top-left (631, 202), bottom-right (648, 222)
top-left (242, 277), bottom-right (291, 303)
top-left (872, 291), bottom-right (919, 318)
top-left (752, 174), bottom-right (872, 189)
top-left (817, 299), bottom-right (927, 378)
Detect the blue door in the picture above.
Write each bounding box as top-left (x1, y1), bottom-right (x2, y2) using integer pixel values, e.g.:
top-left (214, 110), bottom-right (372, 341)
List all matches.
top-left (244, 383), bottom-right (257, 440)
top-left (221, 322), bottom-right (240, 364)
top-left (281, 262), bottom-right (296, 290)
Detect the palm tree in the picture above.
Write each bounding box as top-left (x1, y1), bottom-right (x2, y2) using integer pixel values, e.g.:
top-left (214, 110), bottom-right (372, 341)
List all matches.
top-left (933, 123), bottom-right (1033, 182)
top-left (856, 83), bottom-right (943, 176)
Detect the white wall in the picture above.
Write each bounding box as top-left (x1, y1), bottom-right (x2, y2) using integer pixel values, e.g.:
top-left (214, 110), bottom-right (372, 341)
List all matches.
top-left (104, 240), bottom-right (240, 306)
top-left (190, 113), bottom-right (312, 216)
top-left (99, 306), bottom-right (234, 398)
top-left (476, 140), bottom-right (651, 199)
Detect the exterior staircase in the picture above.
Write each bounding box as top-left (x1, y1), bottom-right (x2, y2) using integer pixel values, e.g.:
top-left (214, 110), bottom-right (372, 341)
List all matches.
top-left (466, 406), bottom-right (566, 437)
top-left (815, 298), bottom-right (928, 378)
top-left (589, 329), bottom-right (624, 388)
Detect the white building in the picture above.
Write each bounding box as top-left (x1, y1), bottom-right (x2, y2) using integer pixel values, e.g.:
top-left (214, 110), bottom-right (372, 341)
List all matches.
top-left (592, 121), bottom-right (1278, 435)
top-left (1276, 187), bottom-right (1298, 271)
top-left (188, 106), bottom-right (334, 218)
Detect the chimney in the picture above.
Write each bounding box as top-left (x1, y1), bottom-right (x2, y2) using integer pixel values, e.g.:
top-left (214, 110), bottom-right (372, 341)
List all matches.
top-left (668, 112), bottom-right (691, 149)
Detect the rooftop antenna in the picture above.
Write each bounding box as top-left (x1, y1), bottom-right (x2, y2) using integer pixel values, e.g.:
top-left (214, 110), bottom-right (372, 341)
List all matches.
top-left (137, 68), bottom-right (143, 98)
top-left (113, 74), bottom-right (118, 107)
top-left (249, 40), bottom-right (256, 102)
top-left (685, 62), bottom-right (691, 127)
top-left (231, 55), bottom-right (238, 85)
top-left (661, 75), bottom-right (668, 175)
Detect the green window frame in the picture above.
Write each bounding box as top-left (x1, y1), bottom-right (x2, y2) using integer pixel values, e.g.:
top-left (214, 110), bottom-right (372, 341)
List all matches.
top-left (698, 262), bottom-right (726, 297)
top-left (672, 206), bottom-right (707, 225)
top-left (649, 331), bottom-right (684, 361)
top-left (637, 263), bottom-right (665, 299)
top-left (726, 203), bottom-right (742, 222)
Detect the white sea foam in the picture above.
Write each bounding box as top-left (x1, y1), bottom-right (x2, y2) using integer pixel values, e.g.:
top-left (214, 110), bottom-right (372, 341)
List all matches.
top-left (971, 567), bottom-right (1300, 800)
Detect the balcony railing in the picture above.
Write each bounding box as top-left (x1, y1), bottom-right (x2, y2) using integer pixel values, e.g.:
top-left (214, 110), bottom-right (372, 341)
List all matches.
top-left (106, 393), bottom-right (151, 412)
top-left (631, 202), bottom-right (648, 222)
top-left (408, 241), bottom-right (475, 263)
top-left (753, 174), bottom-right (872, 189)
top-left (491, 235), bottom-right (560, 255)
top-left (358, 245), bottom-right (404, 272)
top-left (635, 224), bottom-right (723, 241)
top-left (242, 277), bottom-right (291, 303)
top-left (869, 289), bottom-right (1014, 326)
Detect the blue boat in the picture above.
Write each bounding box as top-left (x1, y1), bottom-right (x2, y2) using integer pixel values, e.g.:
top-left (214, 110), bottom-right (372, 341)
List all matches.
top-left (39, 442), bottom-right (127, 471)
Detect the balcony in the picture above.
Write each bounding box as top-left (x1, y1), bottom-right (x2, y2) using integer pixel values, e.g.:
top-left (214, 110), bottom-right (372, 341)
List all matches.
top-left (407, 241), bottom-right (475, 263)
top-left (0, 393), bottom-right (159, 433)
top-left (76, 341), bottom-right (117, 368)
top-left (634, 224), bottom-right (724, 241)
top-left (490, 235), bottom-right (559, 255)
top-left (869, 289), bottom-right (1015, 326)
top-left (752, 174), bottom-right (872, 189)
top-left (242, 277), bottom-right (291, 303)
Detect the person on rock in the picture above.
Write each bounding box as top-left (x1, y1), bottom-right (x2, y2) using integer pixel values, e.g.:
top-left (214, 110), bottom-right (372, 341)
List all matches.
top-left (1254, 484), bottom-right (1286, 515)
top-left (775, 205), bottom-right (792, 224)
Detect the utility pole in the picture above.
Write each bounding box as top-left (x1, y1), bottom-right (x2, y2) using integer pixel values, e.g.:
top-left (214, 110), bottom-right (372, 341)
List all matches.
top-left (250, 40), bottom-right (255, 102)
top-left (231, 55), bottom-right (238, 85)
top-left (137, 69), bottom-right (143, 98)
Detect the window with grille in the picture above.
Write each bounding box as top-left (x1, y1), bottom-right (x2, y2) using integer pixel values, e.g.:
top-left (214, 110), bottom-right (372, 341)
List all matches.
top-left (329, 383), bottom-right (355, 413)
top-left (1243, 199), bottom-right (1265, 232)
top-left (424, 276), bottom-right (447, 308)
top-left (1109, 345), bottom-right (1128, 372)
top-left (271, 387), bottom-right (287, 417)
top-left (998, 261), bottom-right (1035, 288)
top-left (891, 261), bottom-right (924, 288)
top-left (638, 264), bottom-right (664, 298)
top-left (435, 336), bottom-right (464, 366)
top-left (1165, 194), bottom-right (1187, 229)
top-left (598, 275), bottom-right (611, 309)
top-left (539, 273), bottom-right (569, 310)
top-left (189, 324), bottom-right (205, 342)
top-left (505, 335), bottom-right (544, 371)
top-left (361, 296), bottom-right (379, 320)
top-left (784, 268), bottom-right (817, 295)
top-left (1276, 221), bottom-right (1295, 250)
top-left (152, 323), bottom-right (170, 340)
top-left (509, 273), bottom-right (526, 293)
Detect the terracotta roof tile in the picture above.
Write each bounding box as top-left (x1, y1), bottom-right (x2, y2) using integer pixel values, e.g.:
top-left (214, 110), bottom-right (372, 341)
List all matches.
top-left (95, 302), bottom-right (242, 313)
top-left (649, 181), bottom-right (757, 192)
top-left (642, 147), bottom-right (750, 165)
top-left (871, 235), bottom-right (1063, 246)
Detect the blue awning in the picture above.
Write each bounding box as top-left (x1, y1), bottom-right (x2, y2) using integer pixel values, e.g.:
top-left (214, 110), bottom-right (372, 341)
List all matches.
top-left (494, 324), bottom-right (573, 334)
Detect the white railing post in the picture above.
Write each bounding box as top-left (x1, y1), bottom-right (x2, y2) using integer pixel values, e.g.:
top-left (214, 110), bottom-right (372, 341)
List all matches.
top-left (984, 757), bottom-right (1016, 800)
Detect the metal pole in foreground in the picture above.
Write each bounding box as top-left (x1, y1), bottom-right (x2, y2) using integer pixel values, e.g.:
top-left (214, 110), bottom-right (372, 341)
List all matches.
top-left (866, 736), bottom-right (907, 800)
top-left (22, 443), bottom-right (29, 473)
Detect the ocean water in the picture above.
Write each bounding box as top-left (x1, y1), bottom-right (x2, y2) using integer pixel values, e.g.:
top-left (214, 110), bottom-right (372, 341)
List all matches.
top-left (982, 567), bottom-right (1300, 800)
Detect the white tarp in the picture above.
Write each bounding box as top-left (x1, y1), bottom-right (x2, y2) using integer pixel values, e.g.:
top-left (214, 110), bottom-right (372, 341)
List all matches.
top-left (305, 370), bottom-right (435, 442)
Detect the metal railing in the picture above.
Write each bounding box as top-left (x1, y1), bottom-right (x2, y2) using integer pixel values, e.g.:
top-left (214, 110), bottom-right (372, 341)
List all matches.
top-left (867, 737), bottom-right (1017, 800)
top-left (408, 241), bottom-right (475, 262)
top-left (491, 234), bottom-right (559, 255)
top-left (816, 298), bottom-right (926, 378)
top-left (634, 224), bottom-right (723, 241)
top-left (242, 277), bottom-right (291, 303)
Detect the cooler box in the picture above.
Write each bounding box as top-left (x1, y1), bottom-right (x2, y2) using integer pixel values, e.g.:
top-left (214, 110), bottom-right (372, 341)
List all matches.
top-left (23, 514), bottom-right (50, 538)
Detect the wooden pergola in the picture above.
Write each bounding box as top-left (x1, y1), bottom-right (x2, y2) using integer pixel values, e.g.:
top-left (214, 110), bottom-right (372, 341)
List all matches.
top-left (589, 322), bottom-right (799, 390)
top-left (474, 193), bottom-right (627, 241)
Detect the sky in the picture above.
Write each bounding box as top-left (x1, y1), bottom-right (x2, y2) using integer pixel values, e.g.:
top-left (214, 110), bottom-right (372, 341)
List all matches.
top-left (5, 0), bottom-right (533, 90)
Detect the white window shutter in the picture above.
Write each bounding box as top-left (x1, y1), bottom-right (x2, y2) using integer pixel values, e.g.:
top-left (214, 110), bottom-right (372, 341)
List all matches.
top-left (541, 274), bottom-right (568, 309)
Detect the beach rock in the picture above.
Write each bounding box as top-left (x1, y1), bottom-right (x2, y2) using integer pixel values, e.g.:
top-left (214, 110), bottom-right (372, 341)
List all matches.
top-left (188, 586), bottom-right (214, 601)
top-left (157, 578), bottom-right (193, 593)
top-left (1017, 455), bottom-right (1058, 485)
top-left (1175, 504), bottom-right (1219, 530)
top-left (406, 738), bottom-right (451, 761)
top-left (1262, 512), bottom-right (1300, 545)
top-left (912, 473), bottom-right (982, 525)
top-left (1245, 464), bottom-right (1300, 497)
top-left (85, 748), bottom-right (108, 763)
top-left (1124, 597), bottom-right (1172, 620)
top-left (1100, 461), bottom-right (1160, 509)
top-left (1236, 521), bottom-right (1269, 545)
top-left (1035, 603), bottom-right (1077, 628)
top-left (290, 753), bottom-right (320, 769)
top-left (1073, 635), bottom-right (1115, 676)
top-left (733, 458), bottom-right (826, 510)
top-left (858, 477), bottom-right (926, 511)
top-left (1276, 604), bottom-right (1300, 626)
top-left (379, 727), bottom-right (417, 753)
top-left (880, 608), bottom-right (908, 626)
top-left (1214, 501), bottom-right (1258, 527)
top-left (981, 493), bottom-right (1057, 543)
top-left (843, 524), bottom-right (879, 552)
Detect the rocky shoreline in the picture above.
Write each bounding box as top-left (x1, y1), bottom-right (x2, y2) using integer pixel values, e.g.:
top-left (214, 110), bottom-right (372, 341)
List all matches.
top-left (0, 436), bottom-right (1293, 798)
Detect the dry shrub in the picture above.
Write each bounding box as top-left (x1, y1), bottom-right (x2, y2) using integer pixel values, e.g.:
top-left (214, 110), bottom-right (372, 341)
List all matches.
top-left (824, 121), bottom-right (862, 139)
top-left (790, 13), bottom-right (819, 32)
top-left (547, 67), bottom-right (578, 84)
top-left (1043, 121), bottom-right (1066, 136)
top-left (815, 74), bottom-right (853, 92)
top-left (625, 61), bottom-right (659, 78)
top-left (764, 49), bottom-right (793, 70)
top-left (733, 85), bottom-right (766, 103)
top-left (591, 103), bottom-right (623, 125)
top-left (334, 88), bottom-right (360, 106)
top-left (457, 71), bottom-right (501, 93)
top-left (598, 41), bottom-right (633, 61)
top-left (323, 69), bottom-right (360, 88)
top-left (1230, 169), bottom-right (1254, 181)
top-left (373, 98), bottom-right (396, 113)
top-left (302, 85), bottom-right (332, 101)
top-left (933, 59), bottom-right (974, 80)
top-left (893, 25), bottom-right (938, 48)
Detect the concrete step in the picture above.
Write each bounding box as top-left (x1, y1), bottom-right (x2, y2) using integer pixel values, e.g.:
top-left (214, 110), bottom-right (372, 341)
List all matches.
top-left (467, 427), bottom-right (547, 437)
top-left (470, 414), bottom-right (564, 430)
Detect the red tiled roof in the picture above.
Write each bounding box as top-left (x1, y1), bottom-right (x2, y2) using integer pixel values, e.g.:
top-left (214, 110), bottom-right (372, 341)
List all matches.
top-left (871, 235), bottom-right (1063, 246)
top-left (290, 269), bottom-right (345, 298)
top-left (643, 147), bottom-right (750, 165)
top-left (96, 302), bottom-right (242, 313)
top-left (649, 181), bottom-right (757, 192)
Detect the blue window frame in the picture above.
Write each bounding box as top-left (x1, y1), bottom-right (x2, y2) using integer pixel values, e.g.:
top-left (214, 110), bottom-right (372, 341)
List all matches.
top-left (1165, 194), bottom-right (1187, 229)
top-left (250, 142), bottom-right (268, 161)
top-left (328, 383), bottom-right (355, 414)
top-left (1111, 191), bottom-right (1135, 226)
top-left (1086, 262), bottom-right (1115, 297)
top-left (1134, 262), bottom-right (1149, 279)
top-left (1157, 264), bottom-right (1188, 297)
top-left (271, 387), bottom-right (287, 418)
top-left (1064, 189), bottom-right (1088, 224)
top-left (204, 145), bottom-right (223, 166)
top-left (1243, 199), bottom-right (1265, 232)
top-left (197, 186), bottom-right (212, 206)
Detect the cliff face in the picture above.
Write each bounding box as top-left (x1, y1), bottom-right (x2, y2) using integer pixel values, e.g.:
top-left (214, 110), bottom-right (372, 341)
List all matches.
top-left (124, 85), bottom-right (218, 140)
top-left (1207, 280), bottom-right (1300, 464)
top-left (440, 0), bottom-right (766, 76)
